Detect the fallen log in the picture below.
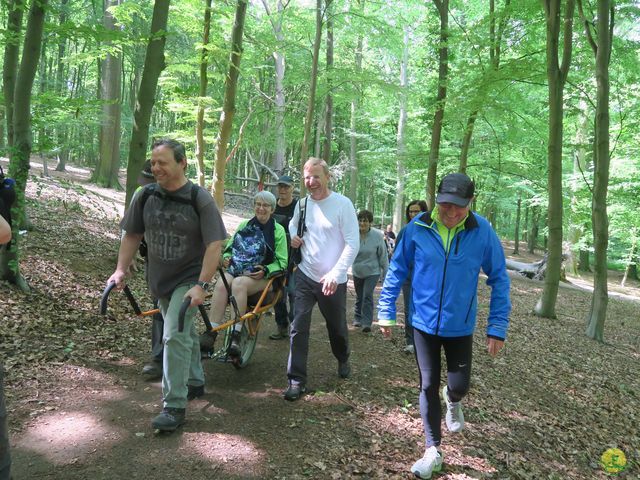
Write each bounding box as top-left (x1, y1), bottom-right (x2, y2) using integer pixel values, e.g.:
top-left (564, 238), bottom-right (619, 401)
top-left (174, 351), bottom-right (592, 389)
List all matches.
top-left (506, 254), bottom-right (567, 281)
top-left (506, 258), bottom-right (546, 280)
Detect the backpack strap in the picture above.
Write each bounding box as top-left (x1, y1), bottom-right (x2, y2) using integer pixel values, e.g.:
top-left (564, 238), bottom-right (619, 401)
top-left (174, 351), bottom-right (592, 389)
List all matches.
top-left (140, 183), bottom-right (201, 218)
top-left (296, 196), bottom-right (308, 238)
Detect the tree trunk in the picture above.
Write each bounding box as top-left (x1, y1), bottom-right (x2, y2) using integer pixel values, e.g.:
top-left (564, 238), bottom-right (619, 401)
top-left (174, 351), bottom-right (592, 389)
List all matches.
top-left (348, 4), bottom-right (363, 203)
top-left (54, 0), bottom-right (70, 171)
top-left (2, 0), bottom-right (24, 150)
top-left (528, 205), bottom-right (539, 254)
top-left (322, 0), bottom-right (333, 164)
top-left (94, 0), bottom-right (122, 189)
top-left (621, 235), bottom-right (638, 287)
top-left (522, 203), bottom-right (529, 242)
top-left (124, 0), bottom-right (170, 206)
top-left (261, 0), bottom-right (287, 176)
top-left (393, 26), bottom-right (410, 233)
top-left (298, 0), bottom-right (323, 192)
top-left (513, 196), bottom-right (521, 255)
top-left (211, 0), bottom-right (248, 210)
top-left (425, 0), bottom-right (449, 210)
top-left (458, 110), bottom-right (477, 174)
top-left (195, 0), bottom-right (213, 188)
top-left (581, 0), bottom-right (612, 342)
top-left (567, 96), bottom-right (589, 275)
top-left (1, 0), bottom-right (48, 289)
top-left (578, 247), bottom-right (590, 271)
top-left (458, 0), bottom-right (510, 173)
top-left (534, 0), bottom-right (575, 319)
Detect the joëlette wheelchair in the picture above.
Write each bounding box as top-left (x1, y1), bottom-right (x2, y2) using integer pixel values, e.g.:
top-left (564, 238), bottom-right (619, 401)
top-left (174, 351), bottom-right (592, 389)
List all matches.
top-left (100, 268), bottom-right (286, 369)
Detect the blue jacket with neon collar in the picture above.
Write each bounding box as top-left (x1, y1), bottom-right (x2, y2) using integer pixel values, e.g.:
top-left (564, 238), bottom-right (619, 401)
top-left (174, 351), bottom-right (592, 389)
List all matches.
top-left (377, 210), bottom-right (510, 339)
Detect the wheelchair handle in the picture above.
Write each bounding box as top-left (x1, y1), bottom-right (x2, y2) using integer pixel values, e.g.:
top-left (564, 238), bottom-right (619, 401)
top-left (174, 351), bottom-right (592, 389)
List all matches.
top-left (100, 282), bottom-right (142, 316)
top-left (100, 282), bottom-right (117, 315)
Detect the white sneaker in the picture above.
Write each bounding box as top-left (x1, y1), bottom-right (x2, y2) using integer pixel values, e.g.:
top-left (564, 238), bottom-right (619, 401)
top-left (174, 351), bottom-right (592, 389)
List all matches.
top-left (442, 385), bottom-right (464, 432)
top-left (403, 344), bottom-right (415, 354)
top-left (411, 446), bottom-right (443, 479)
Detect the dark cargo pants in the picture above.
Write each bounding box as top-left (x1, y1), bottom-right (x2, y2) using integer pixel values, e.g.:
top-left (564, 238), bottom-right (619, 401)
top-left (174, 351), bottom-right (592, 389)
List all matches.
top-left (287, 269), bottom-right (350, 386)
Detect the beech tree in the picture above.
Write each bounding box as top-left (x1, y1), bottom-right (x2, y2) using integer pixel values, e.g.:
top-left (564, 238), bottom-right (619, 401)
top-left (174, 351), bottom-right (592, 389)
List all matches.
top-left (124, 0), bottom-right (171, 206)
top-left (2, 0), bottom-right (49, 289)
top-left (534, 0), bottom-right (575, 319)
top-left (93, 0), bottom-right (123, 189)
top-left (2, 0), bottom-right (24, 153)
top-left (579, 0), bottom-right (614, 342)
top-left (425, 0), bottom-right (449, 209)
top-left (212, 0), bottom-right (248, 210)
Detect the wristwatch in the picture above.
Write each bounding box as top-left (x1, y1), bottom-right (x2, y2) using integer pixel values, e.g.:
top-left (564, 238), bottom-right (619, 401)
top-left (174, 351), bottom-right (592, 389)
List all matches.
top-left (196, 280), bottom-right (210, 291)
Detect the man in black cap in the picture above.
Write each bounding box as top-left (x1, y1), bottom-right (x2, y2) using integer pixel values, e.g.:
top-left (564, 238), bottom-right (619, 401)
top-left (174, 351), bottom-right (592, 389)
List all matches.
top-left (270, 174), bottom-right (298, 339)
top-left (377, 172), bottom-right (511, 479)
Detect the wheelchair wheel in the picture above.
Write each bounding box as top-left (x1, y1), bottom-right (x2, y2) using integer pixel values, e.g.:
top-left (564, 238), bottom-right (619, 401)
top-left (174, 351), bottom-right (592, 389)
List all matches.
top-left (223, 315), bottom-right (259, 369)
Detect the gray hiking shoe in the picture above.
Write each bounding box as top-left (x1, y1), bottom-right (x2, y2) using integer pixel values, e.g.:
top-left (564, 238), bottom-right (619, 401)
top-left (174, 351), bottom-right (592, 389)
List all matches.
top-left (151, 407), bottom-right (185, 432)
top-left (141, 360), bottom-right (162, 379)
top-left (269, 326), bottom-right (288, 340)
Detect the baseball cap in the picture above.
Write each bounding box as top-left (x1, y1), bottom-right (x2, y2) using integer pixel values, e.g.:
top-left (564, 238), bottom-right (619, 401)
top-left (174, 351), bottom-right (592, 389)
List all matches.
top-left (137, 160), bottom-right (155, 186)
top-left (277, 175), bottom-right (293, 186)
top-left (436, 173), bottom-right (474, 207)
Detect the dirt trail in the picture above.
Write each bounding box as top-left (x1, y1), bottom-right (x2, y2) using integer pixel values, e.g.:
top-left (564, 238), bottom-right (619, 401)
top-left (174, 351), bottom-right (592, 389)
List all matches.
top-left (2, 160), bottom-right (639, 479)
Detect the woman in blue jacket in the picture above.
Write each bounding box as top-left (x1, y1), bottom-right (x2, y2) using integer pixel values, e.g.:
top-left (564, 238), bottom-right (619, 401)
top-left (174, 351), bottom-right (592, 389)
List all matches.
top-left (378, 173), bottom-right (511, 479)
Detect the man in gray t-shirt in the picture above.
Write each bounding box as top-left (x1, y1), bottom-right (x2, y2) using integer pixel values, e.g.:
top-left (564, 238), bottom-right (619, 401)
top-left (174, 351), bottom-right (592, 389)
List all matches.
top-left (108, 139), bottom-right (226, 432)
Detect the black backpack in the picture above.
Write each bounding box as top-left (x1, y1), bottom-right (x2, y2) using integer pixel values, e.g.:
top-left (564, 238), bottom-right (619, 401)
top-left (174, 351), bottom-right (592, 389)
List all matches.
top-left (137, 183), bottom-right (201, 257)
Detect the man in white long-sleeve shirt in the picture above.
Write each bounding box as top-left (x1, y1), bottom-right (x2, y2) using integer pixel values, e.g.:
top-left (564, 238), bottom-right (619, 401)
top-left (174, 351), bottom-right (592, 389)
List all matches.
top-left (284, 157), bottom-right (360, 401)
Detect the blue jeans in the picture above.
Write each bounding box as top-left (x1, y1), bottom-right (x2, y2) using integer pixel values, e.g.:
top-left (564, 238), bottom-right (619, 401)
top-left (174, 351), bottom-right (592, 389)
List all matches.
top-left (0, 363), bottom-right (10, 480)
top-left (287, 270), bottom-right (350, 386)
top-left (353, 275), bottom-right (379, 328)
top-left (158, 285), bottom-right (205, 409)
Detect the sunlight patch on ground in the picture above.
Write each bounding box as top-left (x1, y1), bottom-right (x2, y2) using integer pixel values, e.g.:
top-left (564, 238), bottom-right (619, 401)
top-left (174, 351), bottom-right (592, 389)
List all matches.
top-left (181, 432), bottom-right (266, 475)
top-left (16, 411), bottom-right (124, 465)
top-left (243, 388), bottom-right (281, 399)
top-left (443, 444), bottom-right (498, 474)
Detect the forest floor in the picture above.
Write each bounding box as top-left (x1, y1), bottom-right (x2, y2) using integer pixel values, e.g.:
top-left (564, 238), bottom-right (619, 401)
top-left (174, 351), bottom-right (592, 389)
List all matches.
top-left (0, 158), bottom-right (639, 479)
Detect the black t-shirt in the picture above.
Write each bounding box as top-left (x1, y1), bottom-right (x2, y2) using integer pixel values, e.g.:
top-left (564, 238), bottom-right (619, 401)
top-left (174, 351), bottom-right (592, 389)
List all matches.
top-left (274, 198), bottom-right (298, 235)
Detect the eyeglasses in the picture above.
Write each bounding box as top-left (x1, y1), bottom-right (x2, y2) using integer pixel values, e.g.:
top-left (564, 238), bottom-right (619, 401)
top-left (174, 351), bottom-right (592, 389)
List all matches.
top-left (255, 202), bottom-right (272, 209)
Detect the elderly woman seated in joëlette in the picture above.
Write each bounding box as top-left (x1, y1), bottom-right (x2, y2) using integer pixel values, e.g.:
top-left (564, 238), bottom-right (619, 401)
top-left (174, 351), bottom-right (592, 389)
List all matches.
top-left (207, 190), bottom-right (288, 356)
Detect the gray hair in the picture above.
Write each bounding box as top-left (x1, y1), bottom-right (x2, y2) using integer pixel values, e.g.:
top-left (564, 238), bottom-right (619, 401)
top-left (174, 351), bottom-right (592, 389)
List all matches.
top-left (254, 190), bottom-right (276, 209)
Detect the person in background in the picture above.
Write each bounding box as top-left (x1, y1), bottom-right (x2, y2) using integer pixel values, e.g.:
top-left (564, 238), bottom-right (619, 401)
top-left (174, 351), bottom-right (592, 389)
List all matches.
top-left (383, 224), bottom-right (396, 259)
top-left (284, 158), bottom-right (359, 401)
top-left (352, 210), bottom-right (388, 333)
top-left (396, 200), bottom-right (427, 354)
top-left (208, 191), bottom-right (288, 356)
top-left (270, 175), bottom-right (298, 340)
top-left (378, 173), bottom-right (511, 479)
top-left (107, 139), bottom-right (227, 432)
top-left (135, 160), bottom-right (165, 380)
top-left (0, 217), bottom-right (11, 480)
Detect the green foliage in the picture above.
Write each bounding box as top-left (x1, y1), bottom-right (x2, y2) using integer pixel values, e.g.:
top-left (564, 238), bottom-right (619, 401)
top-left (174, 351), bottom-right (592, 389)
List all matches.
top-left (5, 0), bottom-right (640, 267)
